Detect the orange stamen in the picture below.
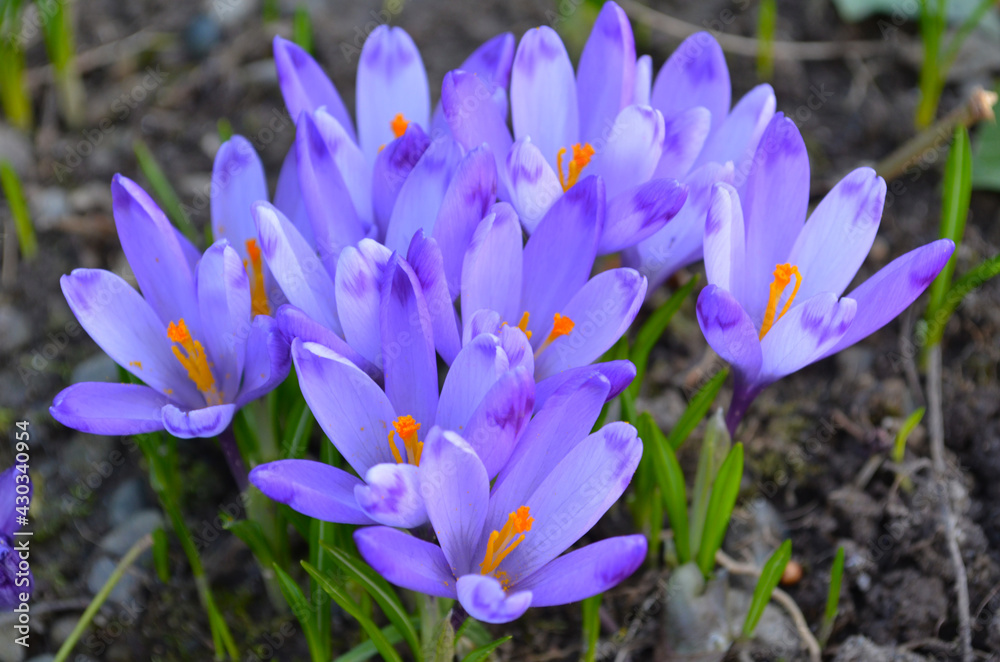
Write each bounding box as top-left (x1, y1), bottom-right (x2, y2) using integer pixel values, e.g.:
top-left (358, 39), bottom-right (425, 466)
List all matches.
top-left (167, 319), bottom-right (222, 404)
top-left (758, 264), bottom-right (802, 339)
top-left (390, 113), bottom-right (409, 139)
top-left (244, 239), bottom-right (270, 317)
top-left (534, 313), bottom-right (575, 358)
top-left (387, 415), bottom-right (423, 466)
top-left (556, 143), bottom-right (595, 192)
top-left (479, 506), bottom-right (533, 576)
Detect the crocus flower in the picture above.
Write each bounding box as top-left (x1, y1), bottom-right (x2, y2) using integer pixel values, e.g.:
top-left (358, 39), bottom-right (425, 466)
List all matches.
top-left (257, 33), bottom-right (507, 357)
top-left (272, 31), bottom-right (509, 254)
top-left (210, 134), bottom-right (290, 317)
top-left (354, 369), bottom-right (645, 623)
top-left (250, 254), bottom-right (535, 528)
top-left (0, 466), bottom-right (31, 608)
top-left (624, 32), bottom-right (776, 292)
top-left (442, 2), bottom-right (688, 252)
top-left (695, 115), bottom-right (955, 432)
top-left (457, 177), bottom-right (648, 389)
top-left (50, 176), bottom-right (290, 438)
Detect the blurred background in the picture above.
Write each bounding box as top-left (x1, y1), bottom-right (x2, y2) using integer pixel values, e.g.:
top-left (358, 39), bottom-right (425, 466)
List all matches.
top-left (0, 0), bottom-right (999, 660)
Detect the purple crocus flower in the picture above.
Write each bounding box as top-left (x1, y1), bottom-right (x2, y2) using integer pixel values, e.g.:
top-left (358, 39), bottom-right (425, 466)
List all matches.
top-left (623, 32), bottom-right (776, 292)
top-left (272, 31), bottom-right (509, 255)
top-left (0, 466), bottom-right (31, 609)
top-left (50, 176), bottom-right (290, 438)
top-left (457, 176), bottom-right (648, 390)
top-left (250, 254), bottom-right (535, 528)
top-left (354, 369), bottom-right (645, 623)
top-left (441, 2), bottom-right (688, 252)
top-left (695, 115), bottom-right (955, 432)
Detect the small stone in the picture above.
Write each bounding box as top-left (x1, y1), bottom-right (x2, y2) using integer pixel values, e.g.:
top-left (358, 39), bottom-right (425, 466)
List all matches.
top-left (183, 14), bottom-right (221, 59)
top-left (28, 186), bottom-right (69, 231)
top-left (70, 353), bottom-right (119, 385)
top-left (49, 616), bottom-right (79, 646)
top-left (86, 556), bottom-right (141, 604)
top-left (68, 181), bottom-right (112, 214)
top-left (108, 478), bottom-right (151, 527)
top-left (61, 434), bottom-right (115, 482)
top-left (0, 125), bottom-right (33, 175)
top-left (99, 509), bottom-right (163, 556)
top-left (833, 635), bottom-right (929, 661)
top-left (0, 306), bottom-right (32, 354)
top-left (0, 631), bottom-right (26, 662)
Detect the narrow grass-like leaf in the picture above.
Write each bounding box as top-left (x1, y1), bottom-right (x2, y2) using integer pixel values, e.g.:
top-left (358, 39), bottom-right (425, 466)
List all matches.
top-left (38, 0), bottom-right (83, 126)
top-left (462, 636), bottom-right (513, 662)
top-left (893, 407), bottom-right (925, 465)
top-left (274, 563), bottom-right (327, 662)
top-left (334, 623), bottom-right (410, 662)
top-left (152, 527), bottom-right (170, 583)
top-left (627, 274), bottom-right (699, 400)
top-left (302, 560), bottom-right (404, 662)
top-left (133, 139), bottom-right (199, 243)
top-left (223, 517), bottom-right (275, 567)
top-left (915, 0), bottom-right (946, 127)
top-left (581, 593), bottom-right (601, 662)
top-left (688, 408), bottom-right (731, 559)
top-left (819, 545), bottom-right (846, 647)
top-left (0, 160), bottom-right (36, 259)
top-left (282, 397), bottom-right (315, 459)
top-left (293, 3), bottom-right (313, 52)
top-left (924, 253), bottom-right (1000, 348)
top-left (422, 610), bottom-right (455, 662)
top-left (925, 125), bottom-right (972, 323)
top-left (666, 367), bottom-right (729, 452)
top-left (637, 412), bottom-right (690, 564)
top-left (742, 539), bottom-right (792, 637)
top-left (52, 534), bottom-right (154, 662)
top-left (755, 0), bottom-right (776, 80)
top-left (696, 442), bottom-right (744, 579)
top-left (321, 541), bottom-right (421, 656)
top-left (217, 117), bottom-right (233, 142)
top-left (0, 36), bottom-right (31, 130)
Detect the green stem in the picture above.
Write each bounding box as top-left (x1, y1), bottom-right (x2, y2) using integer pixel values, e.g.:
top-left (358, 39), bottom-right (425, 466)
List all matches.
top-left (53, 534), bottom-right (154, 662)
top-left (138, 434), bottom-right (239, 659)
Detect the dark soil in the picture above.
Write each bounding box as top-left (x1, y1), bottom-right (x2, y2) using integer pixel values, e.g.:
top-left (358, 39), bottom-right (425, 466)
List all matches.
top-left (2, 0), bottom-right (999, 660)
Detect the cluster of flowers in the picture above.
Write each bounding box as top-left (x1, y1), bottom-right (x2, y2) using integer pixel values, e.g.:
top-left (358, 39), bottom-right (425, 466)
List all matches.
top-left (49, 3), bottom-right (952, 623)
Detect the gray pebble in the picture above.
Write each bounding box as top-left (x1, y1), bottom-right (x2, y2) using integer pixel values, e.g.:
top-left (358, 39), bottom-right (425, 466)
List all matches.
top-left (99, 509), bottom-right (163, 556)
top-left (0, 306), bottom-right (32, 354)
top-left (27, 187), bottom-right (69, 231)
top-left (108, 478), bottom-right (151, 527)
top-left (0, 124), bottom-right (33, 175)
top-left (833, 635), bottom-right (929, 661)
top-left (70, 353), bottom-right (119, 385)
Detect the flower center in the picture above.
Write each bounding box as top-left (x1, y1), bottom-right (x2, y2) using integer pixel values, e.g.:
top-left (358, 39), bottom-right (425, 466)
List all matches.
top-left (534, 312), bottom-right (575, 358)
top-left (556, 143), bottom-right (595, 192)
top-left (479, 505), bottom-right (533, 580)
top-left (759, 263), bottom-right (802, 339)
top-left (501, 311), bottom-right (533, 340)
top-left (167, 319), bottom-right (222, 405)
top-left (244, 239), bottom-right (270, 317)
top-left (390, 113), bottom-right (409, 139)
top-left (387, 415), bottom-right (423, 466)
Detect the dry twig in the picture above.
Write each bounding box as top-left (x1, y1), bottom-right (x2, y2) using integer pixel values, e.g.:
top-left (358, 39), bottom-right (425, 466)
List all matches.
top-left (926, 345), bottom-right (973, 662)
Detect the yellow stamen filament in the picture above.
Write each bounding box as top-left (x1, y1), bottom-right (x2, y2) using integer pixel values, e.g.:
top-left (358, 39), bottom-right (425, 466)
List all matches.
top-left (167, 319), bottom-right (222, 405)
top-left (479, 506), bottom-right (533, 576)
top-left (758, 264), bottom-right (802, 339)
top-left (244, 239), bottom-right (271, 317)
top-left (390, 113), bottom-right (409, 139)
top-left (387, 415), bottom-right (423, 466)
top-left (534, 313), bottom-right (575, 358)
top-left (556, 143), bottom-right (595, 192)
